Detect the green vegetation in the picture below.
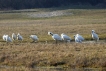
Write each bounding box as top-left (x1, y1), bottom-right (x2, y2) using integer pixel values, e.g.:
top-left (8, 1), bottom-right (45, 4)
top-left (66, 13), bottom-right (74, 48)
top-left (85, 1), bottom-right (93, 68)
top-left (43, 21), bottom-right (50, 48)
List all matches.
top-left (0, 8), bottom-right (106, 70)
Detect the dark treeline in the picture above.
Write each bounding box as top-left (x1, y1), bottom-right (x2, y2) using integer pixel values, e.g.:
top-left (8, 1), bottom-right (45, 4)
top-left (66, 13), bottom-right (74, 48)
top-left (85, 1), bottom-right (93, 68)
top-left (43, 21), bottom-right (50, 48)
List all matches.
top-left (0, 0), bottom-right (106, 10)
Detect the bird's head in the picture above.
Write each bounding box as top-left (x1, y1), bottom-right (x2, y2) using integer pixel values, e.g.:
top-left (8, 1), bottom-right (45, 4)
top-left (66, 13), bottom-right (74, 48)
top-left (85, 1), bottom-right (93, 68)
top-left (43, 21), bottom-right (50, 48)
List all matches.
top-left (61, 33), bottom-right (64, 36)
top-left (17, 33), bottom-right (20, 37)
top-left (92, 30), bottom-right (95, 33)
top-left (62, 33), bottom-right (65, 35)
top-left (48, 32), bottom-right (53, 36)
top-left (73, 35), bottom-right (76, 38)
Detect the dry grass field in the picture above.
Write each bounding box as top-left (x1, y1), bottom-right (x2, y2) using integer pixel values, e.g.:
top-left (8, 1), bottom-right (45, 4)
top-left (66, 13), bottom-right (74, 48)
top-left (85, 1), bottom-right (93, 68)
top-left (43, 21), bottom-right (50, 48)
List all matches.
top-left (0, 8), bottom-right (106, 70)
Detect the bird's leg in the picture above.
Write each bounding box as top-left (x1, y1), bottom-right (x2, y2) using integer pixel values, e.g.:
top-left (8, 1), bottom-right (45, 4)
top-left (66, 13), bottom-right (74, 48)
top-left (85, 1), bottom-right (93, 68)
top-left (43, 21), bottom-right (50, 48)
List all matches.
top-left (95, 39), bottom-right (98, 43)
top-left (56, 40), bottom-right (57, 44)
top-left (35, 41), bottom-right (38, 43)
top-left (66, 40), bottom-right (69, 43)
top-left (66, 40), bottom-right (70, 43)
top-left (19, 40), bottom-right (22, 44)
top-left (19, 41), bottom-right (21, 44)
top-left (6, 42), bottom-right (9, 45)
top-left (62, 40), bottom-right (65, 43)
top-left (65, 40), bottom-right (68, 43)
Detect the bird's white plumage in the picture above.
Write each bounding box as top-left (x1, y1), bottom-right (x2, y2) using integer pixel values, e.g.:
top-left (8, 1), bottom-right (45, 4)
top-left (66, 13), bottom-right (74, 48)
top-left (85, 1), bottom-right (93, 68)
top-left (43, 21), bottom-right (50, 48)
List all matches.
top-left (52, 34), bottom-right (62, 41)
top-left (91, 30), bottom-right (99, 41)
top-left (6, 35), bottom-right (12, 42)
top-left (76, 34), bottom-right (84, 41)
top-left (30, 35), bottom-right (39, 42)
top-left (3, 35), bottom-right (8, 41)
top-left (61, 33), bottom-right (71, 42)
top-left (17, 33), bottom-right (23, 41)
top-left (74, 35), bottom-right (81, 43)
top-left (12, 33), bottom-right (16, 40)
top-left (74, 34), bottom-right (84, 43)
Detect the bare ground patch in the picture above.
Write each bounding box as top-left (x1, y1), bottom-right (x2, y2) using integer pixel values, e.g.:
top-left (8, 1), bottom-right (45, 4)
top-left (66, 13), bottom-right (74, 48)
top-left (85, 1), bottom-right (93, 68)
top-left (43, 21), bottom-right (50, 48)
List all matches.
top-left (27, 10), bottom-right (73, 18)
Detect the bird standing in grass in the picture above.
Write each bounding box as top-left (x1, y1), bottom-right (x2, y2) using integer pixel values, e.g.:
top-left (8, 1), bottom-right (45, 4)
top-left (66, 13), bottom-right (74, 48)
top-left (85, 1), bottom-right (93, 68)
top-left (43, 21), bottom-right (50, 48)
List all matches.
top-left (48, 32), bottom-right (62, 44)
top-left (74, 34), bottom-right (84, 43)
top-left (91, 30), bottom-right (99, 42)
top-left (30, 35), bottom-right (39, 42)
top-left (17, 33), bottom-right (23, 42)
top-left (61, 33), bottom-right (71, 42)
top-left (12, 33), bottom-right (17, 40)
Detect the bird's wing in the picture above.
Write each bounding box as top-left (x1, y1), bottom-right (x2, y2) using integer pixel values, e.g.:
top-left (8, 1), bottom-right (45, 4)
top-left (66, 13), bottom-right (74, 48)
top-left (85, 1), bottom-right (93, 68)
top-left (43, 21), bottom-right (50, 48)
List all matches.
top-left (78, 35), bottom-right (84, 40)
top-left (53, 34), bottom-right (62, 40)
top-left (94, 33), bottom-right (99, 39)
top-left (63, 35), bottom-right (71, 40)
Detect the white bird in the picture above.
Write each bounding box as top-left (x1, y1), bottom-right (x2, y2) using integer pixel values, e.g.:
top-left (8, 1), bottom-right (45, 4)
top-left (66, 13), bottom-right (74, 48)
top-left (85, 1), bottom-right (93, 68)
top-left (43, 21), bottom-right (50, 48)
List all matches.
top-left (12, 33), bottom-right (16, 40)
top-left (91, 30), bottom-right (99, 41)
top-left (48, 32), bottom-right (62, 44)
top-left (17, 33), bottom-right (23, 41)
top-left (74, 35), bottom-right (81, 43)
top-left (61, 33), bottom-right (71, 42)
top-left (30, 35), bottom-right (39, 42)
top-left (74, 34), bottom-right (84, 43)
top-left (6, 35), bottom-right (12, 43)
top-left (3, 35), bottom-right (8, 41)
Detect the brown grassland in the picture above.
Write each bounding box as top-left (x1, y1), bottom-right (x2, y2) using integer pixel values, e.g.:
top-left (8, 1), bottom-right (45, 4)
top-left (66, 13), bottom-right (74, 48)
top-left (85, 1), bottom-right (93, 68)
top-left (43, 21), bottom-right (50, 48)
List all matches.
top-left (0, 8), bottom-right (106, 70)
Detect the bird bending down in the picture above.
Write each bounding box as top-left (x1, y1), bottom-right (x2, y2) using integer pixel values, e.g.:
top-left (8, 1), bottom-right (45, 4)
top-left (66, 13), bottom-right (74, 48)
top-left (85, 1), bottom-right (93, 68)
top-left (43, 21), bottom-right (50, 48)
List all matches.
top-left (17, 33), bottom-right (23, 42)
top-left (12, 33), bottom-right (17, 40)
top-left (91, 30), bottom-right (99, 42)
top-left (30, 35), bottom-right (39, 42)
top-left (48, 32), bottom-right (62, 44)
top-left (74, 34), bottom-right (84, 43)
top-left (61, 33), bottom-right (71, 42)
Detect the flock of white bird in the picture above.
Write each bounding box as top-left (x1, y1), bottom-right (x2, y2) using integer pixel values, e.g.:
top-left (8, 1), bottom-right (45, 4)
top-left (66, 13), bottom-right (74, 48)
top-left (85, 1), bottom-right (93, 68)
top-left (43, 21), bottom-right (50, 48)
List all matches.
top-left (3, 33), bottom-right (39, 43)
top-left (48, 30), bottom-right (99, 43)
top-left (2, 30), bottom-right (99, 44)
top-left (3, 33), bottom-right (23, 43)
